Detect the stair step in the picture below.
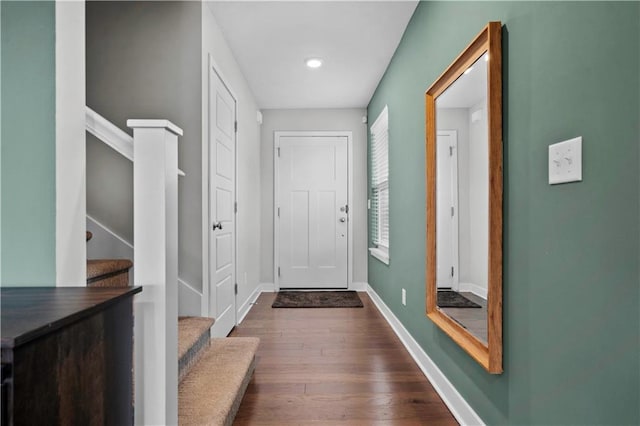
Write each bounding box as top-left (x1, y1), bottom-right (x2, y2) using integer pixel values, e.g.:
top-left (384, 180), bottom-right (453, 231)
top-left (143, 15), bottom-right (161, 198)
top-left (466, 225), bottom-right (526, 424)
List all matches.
top-left (179, 337), bottom-right (260, 426)
top-left (86, 259), bottom-right (133, 287)
top-left (178, 316), bottom-right (215, 383)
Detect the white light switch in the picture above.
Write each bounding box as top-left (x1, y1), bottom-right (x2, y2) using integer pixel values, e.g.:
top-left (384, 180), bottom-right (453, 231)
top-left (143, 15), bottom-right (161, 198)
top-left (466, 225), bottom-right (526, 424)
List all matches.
top-left (549, 136), bottom-right (582, 184)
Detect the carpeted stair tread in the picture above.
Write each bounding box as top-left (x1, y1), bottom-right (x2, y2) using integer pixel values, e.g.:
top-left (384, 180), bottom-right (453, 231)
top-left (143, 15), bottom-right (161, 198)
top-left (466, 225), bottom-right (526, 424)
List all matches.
top-left (86, 259), bottom-right (133, 287)
top-left (179, 337), bottom-right (260, 426)
top-left (178, 316), bottom-right (215, 382)
top-left (87, 259), bottom-right (133, 280)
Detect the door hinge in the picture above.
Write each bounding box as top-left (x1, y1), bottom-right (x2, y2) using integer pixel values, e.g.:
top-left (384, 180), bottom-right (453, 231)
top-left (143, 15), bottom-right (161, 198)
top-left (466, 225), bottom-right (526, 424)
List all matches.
top-left (449, 146), bottom-right (453, 156)
top-left (234, 283), bottom-right (238, 295)
top-left (277, 207), bottom-right (280, 217)
top-left (451, 206), bottom-right (454, 217)
top-left (234, 201), bottom-right (238, 214)
top-left (277, 147), bottom-right (281, 157)
top-left (234, 121), bottom-right (238, 133)
top-left (278, 267), bottom-right (281, 277)
top-left (345, 204), bottom-right (349, 214)
top-left (451, 266), bottom-right (454, 277)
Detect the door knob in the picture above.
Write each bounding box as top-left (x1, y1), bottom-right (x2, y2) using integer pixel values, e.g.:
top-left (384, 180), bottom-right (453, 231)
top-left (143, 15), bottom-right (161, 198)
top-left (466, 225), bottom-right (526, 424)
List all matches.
top-left (339, 217), bottom-right (346, 223)
top-left (212, 221), bottom-right (223, 230)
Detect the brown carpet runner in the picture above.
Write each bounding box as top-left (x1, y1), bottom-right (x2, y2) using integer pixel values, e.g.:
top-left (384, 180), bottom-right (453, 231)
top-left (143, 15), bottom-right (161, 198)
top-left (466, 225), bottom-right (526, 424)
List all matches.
top-left (272, 291), bottom-right (363, 308)
top-left (437, 290), bottom-right (481, 308)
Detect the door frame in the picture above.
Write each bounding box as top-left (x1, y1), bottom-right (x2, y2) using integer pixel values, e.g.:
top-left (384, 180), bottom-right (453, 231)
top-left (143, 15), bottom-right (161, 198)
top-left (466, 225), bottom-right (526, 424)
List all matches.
top-left (201, 54), bottom-right (238, 322)
top-left (273, 131), bottom-right (354, 292)
top-left (436, 130), bottom-right (459, 291)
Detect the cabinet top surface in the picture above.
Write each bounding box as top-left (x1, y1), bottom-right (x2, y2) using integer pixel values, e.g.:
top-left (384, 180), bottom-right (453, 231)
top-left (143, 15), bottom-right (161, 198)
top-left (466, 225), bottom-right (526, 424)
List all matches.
top-left (1, 287), bottom-right (142, 349)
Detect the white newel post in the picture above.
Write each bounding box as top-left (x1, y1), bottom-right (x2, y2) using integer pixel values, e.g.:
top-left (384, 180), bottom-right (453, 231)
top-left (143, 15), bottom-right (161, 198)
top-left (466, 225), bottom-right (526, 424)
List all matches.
top-left (128, 119), bottom-right (183, 426)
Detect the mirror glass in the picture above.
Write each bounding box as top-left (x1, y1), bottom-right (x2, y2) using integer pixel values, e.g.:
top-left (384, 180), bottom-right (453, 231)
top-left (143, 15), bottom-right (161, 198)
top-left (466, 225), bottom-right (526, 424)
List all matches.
top-left (425, 21), bottom-right (502, 373)
top-left (435, 54), bottom-right (489, 344)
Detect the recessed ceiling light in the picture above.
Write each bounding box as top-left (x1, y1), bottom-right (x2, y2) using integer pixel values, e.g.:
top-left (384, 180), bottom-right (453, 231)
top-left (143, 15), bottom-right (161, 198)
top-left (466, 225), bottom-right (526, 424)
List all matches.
top-left (305, 58), bottom-right (323, 69)
top-left (464, 66), bottom-right (474, 75)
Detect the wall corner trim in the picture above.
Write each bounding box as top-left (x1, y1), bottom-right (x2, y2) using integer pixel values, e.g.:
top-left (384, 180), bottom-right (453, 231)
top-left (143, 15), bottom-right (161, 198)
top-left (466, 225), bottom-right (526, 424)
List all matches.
top-left (366, 284), bottom-right (485, 426)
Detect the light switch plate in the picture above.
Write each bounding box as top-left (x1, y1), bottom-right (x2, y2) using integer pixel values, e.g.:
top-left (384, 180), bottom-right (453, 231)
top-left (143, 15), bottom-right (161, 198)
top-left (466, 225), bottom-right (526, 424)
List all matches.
top-left (549, 136), bottom-right (582, 184)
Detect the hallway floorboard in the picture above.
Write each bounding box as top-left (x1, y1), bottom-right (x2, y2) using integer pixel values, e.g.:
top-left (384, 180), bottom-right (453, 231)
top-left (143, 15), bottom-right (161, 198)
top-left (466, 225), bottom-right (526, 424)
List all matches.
top-left (232, 292), bottom-right (458, 425)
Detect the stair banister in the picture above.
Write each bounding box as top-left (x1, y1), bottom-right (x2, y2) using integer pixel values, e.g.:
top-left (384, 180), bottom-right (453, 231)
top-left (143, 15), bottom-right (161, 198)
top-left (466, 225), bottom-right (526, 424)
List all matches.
top-left (85, 107), bottom-right (185, 176)
top-left (85, 108), bottom-right (183, 423)
top-left (128, 120), bottom-right (182, 426)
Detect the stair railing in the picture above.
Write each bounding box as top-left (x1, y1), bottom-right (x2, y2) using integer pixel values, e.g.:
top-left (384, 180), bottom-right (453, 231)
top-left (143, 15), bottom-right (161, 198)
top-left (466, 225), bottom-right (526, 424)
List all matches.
top-left (86, 107), bottom-right (181, 425)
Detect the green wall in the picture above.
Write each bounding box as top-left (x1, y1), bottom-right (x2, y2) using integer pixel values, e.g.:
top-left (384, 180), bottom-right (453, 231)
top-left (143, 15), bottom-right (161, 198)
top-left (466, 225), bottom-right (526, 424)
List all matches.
top-left (1, 1), bottom-right (56, 285)
top-left (367, 2), bottom-right (639, 424)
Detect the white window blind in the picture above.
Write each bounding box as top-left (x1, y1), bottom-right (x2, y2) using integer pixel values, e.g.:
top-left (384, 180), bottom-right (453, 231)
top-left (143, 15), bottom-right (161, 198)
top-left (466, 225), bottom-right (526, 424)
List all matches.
top-left (370, 106), bottom-right (389, 254)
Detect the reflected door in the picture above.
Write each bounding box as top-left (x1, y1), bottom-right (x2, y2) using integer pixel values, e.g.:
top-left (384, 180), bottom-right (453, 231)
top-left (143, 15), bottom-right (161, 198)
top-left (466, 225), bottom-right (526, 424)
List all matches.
top-left (277, 135), bottom-right (348, 289)
top-left (436, 130), bottom-right (459, 289)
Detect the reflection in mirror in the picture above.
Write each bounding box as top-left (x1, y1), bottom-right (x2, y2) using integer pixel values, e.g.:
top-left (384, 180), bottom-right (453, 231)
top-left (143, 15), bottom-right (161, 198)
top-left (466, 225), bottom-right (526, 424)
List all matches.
top-left (425, 21), bottom-right (502, 373)
top-left (435, 54), bottom-right (489, 344)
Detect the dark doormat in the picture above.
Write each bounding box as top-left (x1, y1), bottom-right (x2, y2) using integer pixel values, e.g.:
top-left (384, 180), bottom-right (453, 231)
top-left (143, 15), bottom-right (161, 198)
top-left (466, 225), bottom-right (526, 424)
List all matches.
top-left (272, 291), bottom-right (363, 308)
top-left (437, 290), bottom-right (481, 308)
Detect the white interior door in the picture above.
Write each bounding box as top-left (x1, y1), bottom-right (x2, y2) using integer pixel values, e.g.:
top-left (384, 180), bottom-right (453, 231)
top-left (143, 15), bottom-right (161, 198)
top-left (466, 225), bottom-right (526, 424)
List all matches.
top-left (436, 130), bottom-right (459, 289)
top-left (276, 135), bottom-right (348, 289)
top-left (209, 67), bottom-right (236, 337)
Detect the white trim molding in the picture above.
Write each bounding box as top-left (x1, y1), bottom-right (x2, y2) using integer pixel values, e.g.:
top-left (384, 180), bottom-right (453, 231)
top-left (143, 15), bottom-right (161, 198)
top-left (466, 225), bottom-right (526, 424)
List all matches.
top-left (178, 279), bottom-right (203, 317)
top-left (237, 284), bottom-right (263, 324)
top-left (369, 247), bottom-right (389, 265)
top-left (56, 0), bottom-right (86, 286)
top-left (366, 284), bottom-right (484, 426)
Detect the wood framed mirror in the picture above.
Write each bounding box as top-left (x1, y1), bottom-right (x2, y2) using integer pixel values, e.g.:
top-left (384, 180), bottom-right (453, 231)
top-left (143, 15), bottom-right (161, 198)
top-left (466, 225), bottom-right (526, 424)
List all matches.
top-left (425, 22), bottom-right (503, 373)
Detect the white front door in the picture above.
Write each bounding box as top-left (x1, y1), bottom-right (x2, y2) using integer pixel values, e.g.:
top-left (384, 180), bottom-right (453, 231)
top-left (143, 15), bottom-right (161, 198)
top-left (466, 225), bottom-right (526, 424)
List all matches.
top-left (436, 130), bottom-right (459, 289)
top-left (209, 67), bottom-right (236, 337)
top-left (276, 135), bottom-right (348, 289)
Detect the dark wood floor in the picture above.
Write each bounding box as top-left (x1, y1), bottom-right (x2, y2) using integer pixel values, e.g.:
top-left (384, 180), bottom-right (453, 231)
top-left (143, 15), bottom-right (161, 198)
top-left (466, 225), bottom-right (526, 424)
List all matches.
top-left (231, 292), bottom-right (458, 425)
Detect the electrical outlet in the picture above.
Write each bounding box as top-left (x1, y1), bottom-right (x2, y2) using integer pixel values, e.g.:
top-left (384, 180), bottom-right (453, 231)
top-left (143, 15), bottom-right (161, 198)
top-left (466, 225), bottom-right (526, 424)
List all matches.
top-left (402, 288), bottom-right (406, 306)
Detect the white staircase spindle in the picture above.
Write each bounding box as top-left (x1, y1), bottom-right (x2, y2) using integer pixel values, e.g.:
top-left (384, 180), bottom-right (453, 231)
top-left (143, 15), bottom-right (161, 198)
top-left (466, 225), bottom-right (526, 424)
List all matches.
top-left (128, 119), bottom-right (182, 426)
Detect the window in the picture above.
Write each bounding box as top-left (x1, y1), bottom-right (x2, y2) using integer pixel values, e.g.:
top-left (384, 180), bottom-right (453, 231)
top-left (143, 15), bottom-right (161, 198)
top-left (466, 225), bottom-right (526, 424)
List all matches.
top-left (369, 106), bottom-right (389, 264)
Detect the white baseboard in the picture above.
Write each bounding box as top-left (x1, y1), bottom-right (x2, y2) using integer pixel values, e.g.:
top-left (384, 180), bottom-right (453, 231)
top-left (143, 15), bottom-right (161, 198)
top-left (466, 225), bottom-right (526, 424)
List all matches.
top-left (86, 214), bottom-right (135, 284)
top-left (350, 281), bottom-right (368, 291)
top-left (237, 284), bottom-right (264, 324)
top-left (366, 284), bottom-right (484, 426)
top-left (458, 282), bottom-right (488, 300)
top-left (86, 214), bottom-right (134, 253)
top-left (178, 278), bottom-right (202, 316)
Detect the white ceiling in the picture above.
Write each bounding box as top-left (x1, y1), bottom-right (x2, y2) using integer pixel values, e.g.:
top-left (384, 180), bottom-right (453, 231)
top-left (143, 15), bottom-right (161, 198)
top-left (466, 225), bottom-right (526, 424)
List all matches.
top-left (207, 1), bottom-right (418, 110)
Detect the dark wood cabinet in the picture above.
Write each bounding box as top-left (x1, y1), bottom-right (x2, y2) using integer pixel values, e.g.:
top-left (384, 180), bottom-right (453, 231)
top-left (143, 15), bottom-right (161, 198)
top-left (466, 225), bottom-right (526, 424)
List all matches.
top-left (1, 286), bottom-right (141, 426)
